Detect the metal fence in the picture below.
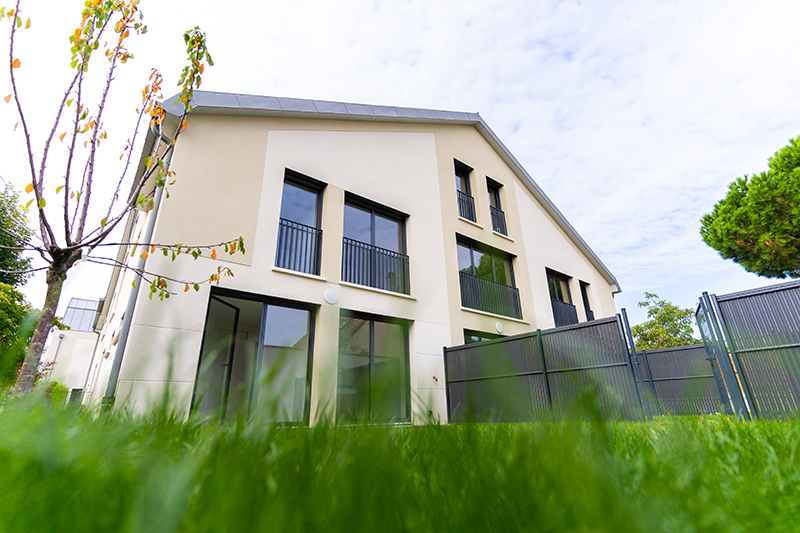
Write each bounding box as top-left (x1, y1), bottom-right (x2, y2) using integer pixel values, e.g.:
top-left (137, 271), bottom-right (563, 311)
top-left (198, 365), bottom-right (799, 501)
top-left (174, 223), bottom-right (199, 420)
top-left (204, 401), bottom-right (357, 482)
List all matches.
top-left (444, 316), bottom-right (647, 422)
top-left (275, 218), bottom-right (322, 275)
top-left (457, 190), bottom-right (476, 222)
top-left (696, 280), bottom-right (800, 420)
top-left (459, 271), bottom-right (523, 319)
top-left (489, 205), bottom-right (507, 235)
top-left (341, 237), bottom-right (410, 295)
top-left (637, 344), bottom-right (729, 416)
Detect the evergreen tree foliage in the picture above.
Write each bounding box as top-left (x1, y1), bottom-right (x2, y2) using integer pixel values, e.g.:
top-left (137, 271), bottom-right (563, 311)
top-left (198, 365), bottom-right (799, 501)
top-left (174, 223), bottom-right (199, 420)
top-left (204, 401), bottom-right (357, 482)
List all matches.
top-left (630, 293), bottom-right (699, 351)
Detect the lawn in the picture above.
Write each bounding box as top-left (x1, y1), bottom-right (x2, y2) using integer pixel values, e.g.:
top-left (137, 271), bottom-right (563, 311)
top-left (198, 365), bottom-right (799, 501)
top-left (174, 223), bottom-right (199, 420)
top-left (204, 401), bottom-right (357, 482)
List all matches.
top-left (0, 394), bottom-right (798, 532)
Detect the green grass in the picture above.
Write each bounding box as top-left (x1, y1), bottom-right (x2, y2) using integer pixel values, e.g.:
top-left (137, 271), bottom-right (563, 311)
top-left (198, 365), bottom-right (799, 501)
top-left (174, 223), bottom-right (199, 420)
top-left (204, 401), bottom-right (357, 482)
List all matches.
top-left (1, 394), bottom-right (799, 532)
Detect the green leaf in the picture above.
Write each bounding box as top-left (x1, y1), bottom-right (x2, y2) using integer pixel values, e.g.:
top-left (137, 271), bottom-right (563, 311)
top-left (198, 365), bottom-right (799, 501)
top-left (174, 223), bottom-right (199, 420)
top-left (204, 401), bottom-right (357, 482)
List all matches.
top-left (25, 199), bottom-right (33, 209)
top-left (38, 198), bottom-right (46, 209)
top-left (145, 156), bottom-right (152, 168)
top-left (100, 217), bottom-right (107, 227)
top-left (193, 283), bottom-right (200, 292)
top-left (66, 99), bottom-right (73, 107)
top-left (56, 185), bottom-right (64, 193)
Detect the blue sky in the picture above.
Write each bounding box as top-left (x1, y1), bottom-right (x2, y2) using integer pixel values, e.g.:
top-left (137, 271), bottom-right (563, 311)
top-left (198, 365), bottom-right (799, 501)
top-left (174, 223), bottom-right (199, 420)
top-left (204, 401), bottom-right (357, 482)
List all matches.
top-left (2, 0), bottom-right (800, 327)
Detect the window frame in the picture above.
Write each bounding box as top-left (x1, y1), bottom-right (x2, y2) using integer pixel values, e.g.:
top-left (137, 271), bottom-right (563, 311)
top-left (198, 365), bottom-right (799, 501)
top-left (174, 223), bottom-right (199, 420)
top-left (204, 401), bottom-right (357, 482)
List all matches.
top-left (336, 309), bottom-right (411, 423)
top-left (457, 236), bottom-right (516, 287)
top-left (464, 329), bottom-right (504, 345)
top-left (281, 168), bottom-right (326, 229)
top-left (546, 268), bottom-right (572, 304)
top-left (343, 191), bottom-right (408, 254)
top-left (192, 287), bottom-right (317, 426)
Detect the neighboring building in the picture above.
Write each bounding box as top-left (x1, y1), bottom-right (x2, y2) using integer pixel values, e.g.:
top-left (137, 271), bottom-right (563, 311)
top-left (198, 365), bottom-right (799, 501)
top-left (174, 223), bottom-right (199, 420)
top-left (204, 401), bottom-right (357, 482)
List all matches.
top-left (41, 298), bottom-right (101, 403)
top-left (83, 91), bottom-right (621, 423)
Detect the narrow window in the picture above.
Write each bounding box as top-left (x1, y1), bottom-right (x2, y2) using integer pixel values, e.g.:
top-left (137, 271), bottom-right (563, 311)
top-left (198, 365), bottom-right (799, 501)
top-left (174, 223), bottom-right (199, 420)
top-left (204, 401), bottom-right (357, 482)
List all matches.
top-left (546, 269), bottom-right (579, 327)
top-left (487, 178), bottom-right (507, 235)
top-left (580, 281), bottom-right (594, 321)
top-left (455, 160), bottom-right (476, 222)
top-left (275, 169), bottom-right (325, 275)
top-left (337, 312), bottom-right (410, 423)
top-left (457, 237), bottom-right (521, 319)
top-left (342, 194), bottom-right (409, 294)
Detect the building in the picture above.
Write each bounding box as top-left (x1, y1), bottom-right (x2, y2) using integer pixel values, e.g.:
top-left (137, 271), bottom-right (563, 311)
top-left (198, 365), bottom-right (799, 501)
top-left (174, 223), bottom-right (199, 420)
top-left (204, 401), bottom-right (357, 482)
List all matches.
top-left (41, 298), bottom-right (100, 403)
top-left (83, 91), bottom-right (621, 424)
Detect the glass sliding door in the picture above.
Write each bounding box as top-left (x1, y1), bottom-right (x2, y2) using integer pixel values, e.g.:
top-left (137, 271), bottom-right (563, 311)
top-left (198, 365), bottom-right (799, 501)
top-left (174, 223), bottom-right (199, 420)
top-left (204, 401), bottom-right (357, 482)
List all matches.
top-left (337, 313), bottom-right (409, 423)
top-left (256, 305), bottom-right (312, 423)
top-left (193, 291), bottom-right (314, 424)
top-left (193, 296), bottom-right (239, 418)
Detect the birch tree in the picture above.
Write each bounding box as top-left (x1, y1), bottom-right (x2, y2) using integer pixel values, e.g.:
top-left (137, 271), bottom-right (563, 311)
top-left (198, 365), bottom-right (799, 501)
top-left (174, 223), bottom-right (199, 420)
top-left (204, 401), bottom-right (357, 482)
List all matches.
top-left (2, 0), bottom-right (242, 395)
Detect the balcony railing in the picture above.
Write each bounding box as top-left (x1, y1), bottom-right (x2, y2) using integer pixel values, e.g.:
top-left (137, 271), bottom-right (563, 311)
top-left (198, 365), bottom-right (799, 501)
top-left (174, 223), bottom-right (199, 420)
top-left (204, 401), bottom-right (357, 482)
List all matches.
top-left (551, 298), bottom-right (579, 327)
top-left (457, 190), bottom-right (476, 222)
top-left (275, 218), bottom-right (322, 275)
top-left (342, 237), bottom-right (410, 295)
top-left (585, 308), bottom-right (595, 321)
top-left (490, 205), bottom-right (507, 235)
top-left (459, 271), bottom-right (522, 319)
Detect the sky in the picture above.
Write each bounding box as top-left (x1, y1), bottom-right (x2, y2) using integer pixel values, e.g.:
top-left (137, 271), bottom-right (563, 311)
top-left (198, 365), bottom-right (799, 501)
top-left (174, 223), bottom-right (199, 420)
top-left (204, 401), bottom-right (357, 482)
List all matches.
top-left (1, 0), bottom-right (799, 328)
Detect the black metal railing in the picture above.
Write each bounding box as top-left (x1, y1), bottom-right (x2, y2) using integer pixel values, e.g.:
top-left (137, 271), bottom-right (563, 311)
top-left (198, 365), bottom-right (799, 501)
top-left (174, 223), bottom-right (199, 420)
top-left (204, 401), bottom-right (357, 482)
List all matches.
top-left (490, 205), bottom-right (507, 235)
top-left (342, 237), bottom-right (410, 295)
top-left (457, 190), bottom-right (476, 222)
top-left (275, 218), bottom-right (322, 275)
top-left (585, 309), bottom-right (595, 321)
top-left (459, 271), bottom-right (522, 319)
top-left (551, 298), bottom-right (579, 327)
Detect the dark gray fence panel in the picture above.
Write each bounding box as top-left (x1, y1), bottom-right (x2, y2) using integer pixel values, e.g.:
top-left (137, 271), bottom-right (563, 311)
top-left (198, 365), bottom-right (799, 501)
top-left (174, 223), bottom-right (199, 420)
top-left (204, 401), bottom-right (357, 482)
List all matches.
top-left (444, 316), bottom-right (644, 423)
top-left (714, 280), bottom-right (800, 419)
top-left (639, 345), bottom-right (727, 416)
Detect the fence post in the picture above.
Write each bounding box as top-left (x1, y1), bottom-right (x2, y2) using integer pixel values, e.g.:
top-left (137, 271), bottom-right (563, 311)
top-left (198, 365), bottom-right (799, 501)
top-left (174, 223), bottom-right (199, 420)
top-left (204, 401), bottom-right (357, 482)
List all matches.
top-left (536, 329), bottom-right (552, 411)
top-left (619, 310), bottom-right (652, 421)
top-left (640, 350), bottom-right (657, 397)
top-left (708, 293), bottom-right (758, 420)
top-left (442, 346), bottom-right (451, 424)
top-left (698, 292), bottom-right (751, 420)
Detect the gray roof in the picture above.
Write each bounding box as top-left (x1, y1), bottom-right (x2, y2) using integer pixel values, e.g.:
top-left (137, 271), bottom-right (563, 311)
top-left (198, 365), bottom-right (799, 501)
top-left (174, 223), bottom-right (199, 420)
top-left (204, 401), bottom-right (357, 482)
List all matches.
top-left (162, 91), bottom-right (620, 292)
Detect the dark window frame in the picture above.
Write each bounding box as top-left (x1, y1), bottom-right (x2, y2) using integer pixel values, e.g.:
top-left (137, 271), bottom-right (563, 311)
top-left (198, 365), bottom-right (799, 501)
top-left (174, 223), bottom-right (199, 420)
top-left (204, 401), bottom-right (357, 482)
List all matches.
top-left (457, 236), bottom-right (517, 287)
top-left (282, 168), bottom-right (326, 230)
top-left (455, 159), bottom-right (477, 222)
top-left (337, 309), bottom-right (411, 423)
top-left (580, 280), bottom-right (594, 321)
top-left (464, 329), bottom-right (504, 344)
top-left (191, 287), bottom-right (317, 426)
top-left (343, 191), bottom-right (408, 254)
top-left (546, 268), bottom-right (572, 304)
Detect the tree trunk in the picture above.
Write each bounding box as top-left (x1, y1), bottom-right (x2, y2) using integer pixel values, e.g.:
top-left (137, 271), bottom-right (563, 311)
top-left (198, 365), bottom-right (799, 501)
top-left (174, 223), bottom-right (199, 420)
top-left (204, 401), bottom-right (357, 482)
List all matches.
top-left (12, 262), bottom-right (68, 396)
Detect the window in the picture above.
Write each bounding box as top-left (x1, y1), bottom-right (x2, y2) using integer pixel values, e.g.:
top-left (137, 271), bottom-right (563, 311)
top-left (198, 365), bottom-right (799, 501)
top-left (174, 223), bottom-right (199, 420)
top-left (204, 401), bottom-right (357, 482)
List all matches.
top-left (457, 237), bottom-right (522, 319)
top-left (546, 269), bottom-right (578, 327)
top-left (455, 160), bottom-right (476, 222)
top-left (487, 178), bottom-right (507, 235)
top-left (275, 169), bottom-right (324, 275)
top-left (580, 281), bottom-right (594, 321)
top-left (464, 329), bottom-right (504, 344)
top-left (337, 312), bottom-right (410, 422)
top-left (341, 194), bottom-right (410, 294)
top-left (193, 290), bottom-right (315, 424)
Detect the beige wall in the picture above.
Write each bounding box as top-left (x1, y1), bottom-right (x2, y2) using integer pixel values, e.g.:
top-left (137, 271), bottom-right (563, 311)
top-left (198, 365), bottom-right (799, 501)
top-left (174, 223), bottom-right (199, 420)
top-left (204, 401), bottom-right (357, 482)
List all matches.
top-left (43, 330), bottom-right (99, 393)
top-left (94, 114), bottom-right (618, 421)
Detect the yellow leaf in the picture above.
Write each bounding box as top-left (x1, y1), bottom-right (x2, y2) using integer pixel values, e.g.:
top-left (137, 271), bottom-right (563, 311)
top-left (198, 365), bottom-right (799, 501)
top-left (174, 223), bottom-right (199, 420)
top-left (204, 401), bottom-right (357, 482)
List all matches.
top-left (3, 94), bottom-right (10, 103)
top-left (25, 183), bottom-right (33, 194)
top-left (181, 118), bottom-right (187, 130)
top-left (59, 132), bottom-right (66, 142)
top-left (184, 284), bottom-right (189, 292)
top-left (70, 191), bottom-right (75, 199)
top-left (7, 9), bottom-right (14, 17)
top-left (25, 18), bottom-right (30, 29)
top-left (211, 249), bottom-right (217, 260)
top-left (141, 250), bottom-right (148, 260)
top-left (11, 58), bottom-right (19, 68)
top-left (150, 245), bottom-right (155, 253)
top-left (13, 122), bottom-right (18, 131)
top-left (229, 241), bottom-right (236, 254)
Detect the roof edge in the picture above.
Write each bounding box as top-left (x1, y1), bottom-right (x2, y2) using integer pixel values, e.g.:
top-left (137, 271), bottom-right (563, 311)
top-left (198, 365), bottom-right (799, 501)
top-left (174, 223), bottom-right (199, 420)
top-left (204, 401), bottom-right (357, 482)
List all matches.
top-left (162, 90), bottom-right (621, 292)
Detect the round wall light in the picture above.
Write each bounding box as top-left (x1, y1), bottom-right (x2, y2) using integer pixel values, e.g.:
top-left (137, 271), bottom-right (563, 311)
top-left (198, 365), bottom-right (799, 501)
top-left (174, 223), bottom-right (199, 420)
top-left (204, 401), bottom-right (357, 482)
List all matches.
top-left (324, 289), bottom-right (339, 305)
top-left (495, 322), bottom-right (504, 334)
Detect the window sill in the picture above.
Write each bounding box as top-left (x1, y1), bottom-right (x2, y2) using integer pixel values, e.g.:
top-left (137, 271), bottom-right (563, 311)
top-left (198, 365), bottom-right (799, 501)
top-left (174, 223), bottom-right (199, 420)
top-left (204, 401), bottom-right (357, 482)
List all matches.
top-left (492, 231), bottom-right (514, 242)
top-left (460, 306), bottom-right (529, 324)
top-left (340, 281), bottom-right (416, 300)
top-left (457, 217), bottom-right (484, 230)
top-left (272, 267), bottom-right (327, 282)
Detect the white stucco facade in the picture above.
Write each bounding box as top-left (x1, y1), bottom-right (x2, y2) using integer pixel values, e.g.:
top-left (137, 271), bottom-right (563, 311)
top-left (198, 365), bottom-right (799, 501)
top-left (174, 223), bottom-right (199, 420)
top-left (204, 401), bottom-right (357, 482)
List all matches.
top-left (83, 92), bottom-right (620, 424)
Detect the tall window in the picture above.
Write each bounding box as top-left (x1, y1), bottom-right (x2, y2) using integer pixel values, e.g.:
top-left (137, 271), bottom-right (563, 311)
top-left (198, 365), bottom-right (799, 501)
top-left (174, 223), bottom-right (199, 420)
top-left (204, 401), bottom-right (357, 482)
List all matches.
top-left (193, 290), bottom-right (314, 424)
top-left (547, 269), bottom-right (578, 327)
top-left (455, 160), bottom-right (476, 222)
top-left (487, 178), bottom-right (507, 235)
top-left (342, 194), bottom-right (410, 294)
top-left (580, 281), bottom-right (594, 321)
top-left (457, 238), bottom-right (522, 319)
top-left (275, 169), bottom-right (324, 275)
top-left (337, 312), bottom-right (409, 422)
